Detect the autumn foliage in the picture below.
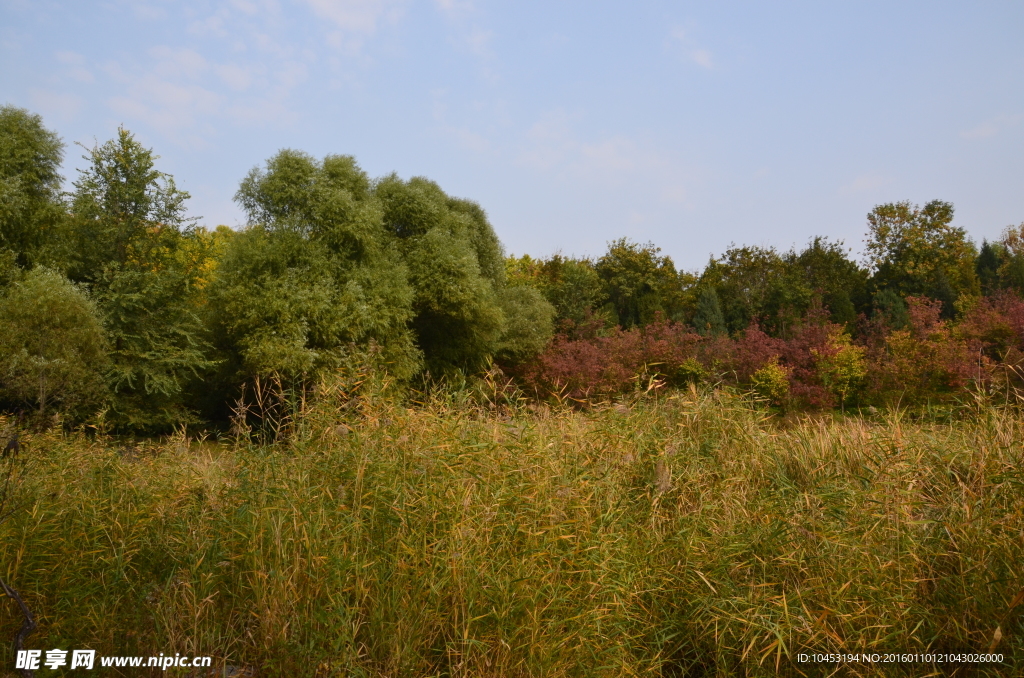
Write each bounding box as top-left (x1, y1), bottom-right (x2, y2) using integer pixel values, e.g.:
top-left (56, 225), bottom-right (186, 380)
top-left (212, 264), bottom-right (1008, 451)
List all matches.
top-left (517, 294), bottom-right (1024, 409)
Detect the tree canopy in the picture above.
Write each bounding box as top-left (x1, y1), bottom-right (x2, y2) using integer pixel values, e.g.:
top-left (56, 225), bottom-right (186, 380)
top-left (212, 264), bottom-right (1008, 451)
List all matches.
top-left (3, 103), bottom-right (1024, 427)
top-left (0, 105), bottom-right (65, 268)
top-left (864, 200), bottom-right (979, 315)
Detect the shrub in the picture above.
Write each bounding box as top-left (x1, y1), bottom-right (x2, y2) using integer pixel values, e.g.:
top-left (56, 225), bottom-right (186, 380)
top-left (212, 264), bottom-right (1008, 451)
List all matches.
top-left (0, 268), bottom-right (108, 421)
top-left (866, 296), bottom-right (980, 405)
top-left (812, 327), bottom-right (867, 411)
top-left (521, 320), bottom-right (703, 401)
top-left (750, 357), bottom-right (790, 406)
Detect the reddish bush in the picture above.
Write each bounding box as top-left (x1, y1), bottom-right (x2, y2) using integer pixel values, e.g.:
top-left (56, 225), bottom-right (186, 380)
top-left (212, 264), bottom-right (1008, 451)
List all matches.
top-left (866, 297), bottom-right (981, 405)
top-left (519, 295), bottom-right (998, 409)
top-left (727, 325), bottom-right (783, 382)
top-left (958, 291), bottom-right (1024, 358)
top-left (519, 320), bottom-right (703, 401)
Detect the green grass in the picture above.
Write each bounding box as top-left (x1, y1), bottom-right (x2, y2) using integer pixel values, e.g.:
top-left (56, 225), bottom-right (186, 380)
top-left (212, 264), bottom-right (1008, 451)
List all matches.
top-left (2, 387), bottom-right (1023, 676)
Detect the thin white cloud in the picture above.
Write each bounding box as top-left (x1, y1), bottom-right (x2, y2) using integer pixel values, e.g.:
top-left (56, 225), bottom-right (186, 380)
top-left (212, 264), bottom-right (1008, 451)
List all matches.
top-left (29, 88), bottom-right (84, 123)
top-left (580, 137), bottom-right (638, 172)
top-left (431, 0), bottom-right (497, 82)
top-left (519, 109), bottom-right (578, 171)
top-left (98, 40), bottom-right (303, 143)
top-left (55, 50), bottom-right (94, 83)
top-left (466, 26), bottom-right (494, 58)
top-left (108, 77), bottom-right (222, 137)
top-left (430, 89), bottom-right (494, 154)
top-left (228, 0), bottom-right (275, 15)
top-left (434, 0), bottom-right (474, 15)
top-left (840, 173), bottom-right (888, 195)
top-left (216, 64), bottom-right (254, 91)
top-left (961, 114), bottom-right (1020, 140)
top-left (188, 12), bottom-right (229, 38)
top-left (304, 0), bottom-right (402, 34)
top-left (132, 4), bottom-right (168, 21)
top-left (517, 109), bottom-right (696, 206)
top-left (447, 126), bottom-right (491, 153)
top-left (690, 48), bottom-right (713, 70)
top-left (149, 47), bottom-right (208, 80)
top-left (668, 26), bottom-right (715, 70)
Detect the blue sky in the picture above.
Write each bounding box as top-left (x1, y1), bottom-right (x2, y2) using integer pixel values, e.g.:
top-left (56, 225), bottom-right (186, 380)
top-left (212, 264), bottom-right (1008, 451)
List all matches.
top-left (2, 0), bottom-right (1022, 271)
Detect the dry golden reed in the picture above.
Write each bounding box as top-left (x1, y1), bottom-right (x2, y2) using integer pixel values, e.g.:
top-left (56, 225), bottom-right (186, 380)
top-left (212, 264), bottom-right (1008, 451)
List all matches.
top-left (1, 388), bottom-right (1022, 676)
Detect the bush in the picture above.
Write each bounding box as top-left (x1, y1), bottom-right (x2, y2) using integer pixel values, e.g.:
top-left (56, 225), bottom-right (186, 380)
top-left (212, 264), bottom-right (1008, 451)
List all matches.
top-left (866, 296), bottom-right (980, 405)
top-left (520, 319), bottom-right (704, 401)
top-left (0, 267), bottom-right (108, 421)
top-left (751, 357), bottom-right (790, 406)
top-left (812, 327), bottom-right (867, 410)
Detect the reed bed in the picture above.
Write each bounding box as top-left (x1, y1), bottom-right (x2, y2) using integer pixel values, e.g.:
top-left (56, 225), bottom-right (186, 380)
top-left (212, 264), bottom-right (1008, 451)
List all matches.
top-left (1, 389), bottom-right (1023, 676)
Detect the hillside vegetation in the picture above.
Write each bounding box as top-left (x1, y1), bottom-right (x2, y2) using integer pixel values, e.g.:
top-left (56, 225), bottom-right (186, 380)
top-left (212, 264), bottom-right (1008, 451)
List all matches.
top-left (2, 386), bottom-right (1022, 676)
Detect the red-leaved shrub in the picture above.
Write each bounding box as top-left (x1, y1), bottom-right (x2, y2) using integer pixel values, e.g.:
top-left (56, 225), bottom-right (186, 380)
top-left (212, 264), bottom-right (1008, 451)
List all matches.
top-left (866, 297), bottom-right (981, 405)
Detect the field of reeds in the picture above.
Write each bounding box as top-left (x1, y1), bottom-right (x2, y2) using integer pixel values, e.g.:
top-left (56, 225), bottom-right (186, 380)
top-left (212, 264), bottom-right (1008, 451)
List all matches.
top-left (1, 385), bottom-right (1023, 677)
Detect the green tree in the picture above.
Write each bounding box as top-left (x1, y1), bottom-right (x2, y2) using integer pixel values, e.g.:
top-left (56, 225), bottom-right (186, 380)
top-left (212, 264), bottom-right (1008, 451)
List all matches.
top-left (68, 127), bottom-right (194, 281)
top-left (975, 239), bottom-right (1003, 295)
top-left (692, 287), bottom-right (726, 336)
top-left (376, 174), bottom-right (552, 375)
top-left (997, 224), bottom-right (1024, 294)
top-left (68, 128), bottom-right (212, 429)
top-left (596, 239), bottom-right (685, 329)
top-left (402, 226), bottom-right (504, 374)
top-left (507, 253), bottom-right (606, 331)
top-left (812, 327), bottom-right (867, 412)
top-left (698, 246), bottom-right (790, 334)
top-left (0, 106), bottom-right (66, 268)
top-left (0, 268), bottom-right (109, 420)
top-left (494, 285), bottom-right (555, 363)
top-left (864, 200), bottom-right (979, 316)
top-left (540, 256), bottom-right (606, 329)
top-left (789, 237), bottom-right (868, 328)
top-left (872, 289), bottom-right (909, 330)
top-left (212, 151), bottom-right (419, 386)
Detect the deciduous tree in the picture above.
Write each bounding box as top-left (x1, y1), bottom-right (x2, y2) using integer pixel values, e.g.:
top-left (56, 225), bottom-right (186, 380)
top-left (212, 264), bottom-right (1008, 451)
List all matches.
top-left (864, 200), bottom-right (979, 316)
top-left (0, 106), bottom-right (65, 268)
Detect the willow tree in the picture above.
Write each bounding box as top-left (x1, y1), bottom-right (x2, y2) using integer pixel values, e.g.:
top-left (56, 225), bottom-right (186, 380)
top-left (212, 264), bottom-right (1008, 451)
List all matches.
top-left (213, 152), bottom-right (554, 394)
top-left (210, 151), bottom-right (420, 388)
top-left (375, 174), bottom-right (553, 376)
top-left (0, 105), bottom-right (66, 269)
top-left (0, 267), bottom-right (109, 421)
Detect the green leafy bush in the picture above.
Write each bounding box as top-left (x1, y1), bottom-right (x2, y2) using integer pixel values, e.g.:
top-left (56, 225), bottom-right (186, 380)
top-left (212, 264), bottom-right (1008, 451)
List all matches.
top-left (0, 268), bottom-right (108, 421)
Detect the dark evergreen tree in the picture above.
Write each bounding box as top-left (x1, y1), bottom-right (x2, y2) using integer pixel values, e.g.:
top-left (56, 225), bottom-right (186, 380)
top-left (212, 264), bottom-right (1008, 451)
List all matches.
top-left (872, 289), bottom-right (909, 331)
top-left (791, 237), bottom-right (868, 327)
top-left (975, 239), bottom-right (1003, 295)
top-left (698, 246), bottom-right (788, 334)
top-left (692, 287), bottom-right (727, 337)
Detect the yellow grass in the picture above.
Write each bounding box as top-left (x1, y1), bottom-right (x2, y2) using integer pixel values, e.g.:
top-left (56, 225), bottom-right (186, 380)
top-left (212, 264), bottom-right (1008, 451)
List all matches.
top-left (1, 387), bottom-right (1022, 676)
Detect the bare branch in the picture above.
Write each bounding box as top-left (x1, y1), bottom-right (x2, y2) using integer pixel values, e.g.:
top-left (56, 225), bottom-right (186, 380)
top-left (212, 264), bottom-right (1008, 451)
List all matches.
top-left (1, 577), bottom-right (36, 678)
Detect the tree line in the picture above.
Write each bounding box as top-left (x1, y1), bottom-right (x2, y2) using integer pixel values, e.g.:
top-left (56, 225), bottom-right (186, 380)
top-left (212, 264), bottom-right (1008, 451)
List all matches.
top-left (3, 104), bottom-right (1024, 429)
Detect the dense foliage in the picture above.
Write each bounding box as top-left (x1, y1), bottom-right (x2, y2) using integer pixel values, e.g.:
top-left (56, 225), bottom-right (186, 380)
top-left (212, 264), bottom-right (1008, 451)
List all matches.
top-left (3, 103), bottom-right (1024, 429)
